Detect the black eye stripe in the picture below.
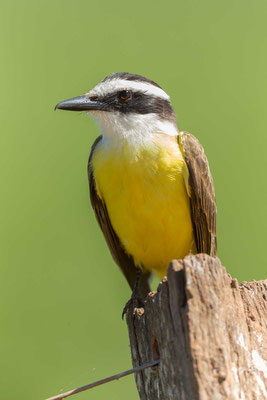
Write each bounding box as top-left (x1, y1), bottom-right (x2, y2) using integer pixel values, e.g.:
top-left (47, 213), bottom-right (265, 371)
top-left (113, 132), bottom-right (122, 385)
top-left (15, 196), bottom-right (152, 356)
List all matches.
top-left (94, 91), bottom-right (176, 122)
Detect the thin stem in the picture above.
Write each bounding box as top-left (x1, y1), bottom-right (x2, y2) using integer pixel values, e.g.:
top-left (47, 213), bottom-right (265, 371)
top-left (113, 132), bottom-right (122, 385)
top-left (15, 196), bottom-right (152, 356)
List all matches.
top-left (45, 359), bottom-right (159, 400)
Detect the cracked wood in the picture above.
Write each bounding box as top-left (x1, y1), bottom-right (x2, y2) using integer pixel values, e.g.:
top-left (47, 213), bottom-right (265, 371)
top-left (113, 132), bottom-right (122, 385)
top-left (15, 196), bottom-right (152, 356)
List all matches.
top-left (126, 254), bottom-right (267, 400)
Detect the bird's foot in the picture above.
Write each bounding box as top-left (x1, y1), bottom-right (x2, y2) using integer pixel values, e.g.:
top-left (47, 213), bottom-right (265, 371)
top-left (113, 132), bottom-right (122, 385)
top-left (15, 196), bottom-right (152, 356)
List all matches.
top-left (122, 289), bottom-right (145, 320)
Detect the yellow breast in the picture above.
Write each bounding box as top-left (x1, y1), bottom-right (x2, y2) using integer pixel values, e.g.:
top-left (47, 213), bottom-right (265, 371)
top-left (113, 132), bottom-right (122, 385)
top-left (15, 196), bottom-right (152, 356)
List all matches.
top-left (92, 133), bottom-right (196, 277)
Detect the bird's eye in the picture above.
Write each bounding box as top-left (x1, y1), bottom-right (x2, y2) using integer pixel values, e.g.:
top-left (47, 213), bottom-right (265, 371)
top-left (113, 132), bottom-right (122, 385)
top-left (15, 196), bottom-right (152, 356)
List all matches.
top-left (119, 90), bottom-right (132, 100)
top-left (89, 96), bottom-right (98, 102)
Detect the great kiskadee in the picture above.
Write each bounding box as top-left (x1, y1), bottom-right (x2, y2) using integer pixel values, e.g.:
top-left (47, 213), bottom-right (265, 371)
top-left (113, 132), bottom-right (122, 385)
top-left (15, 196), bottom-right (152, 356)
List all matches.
top-left (55, 72), bottom-right (217, 306)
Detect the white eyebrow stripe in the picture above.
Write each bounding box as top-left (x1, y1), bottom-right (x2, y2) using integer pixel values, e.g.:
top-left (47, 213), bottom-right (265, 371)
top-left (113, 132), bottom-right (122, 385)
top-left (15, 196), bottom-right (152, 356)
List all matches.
top-left (90, 79), bottom-right (170, 100)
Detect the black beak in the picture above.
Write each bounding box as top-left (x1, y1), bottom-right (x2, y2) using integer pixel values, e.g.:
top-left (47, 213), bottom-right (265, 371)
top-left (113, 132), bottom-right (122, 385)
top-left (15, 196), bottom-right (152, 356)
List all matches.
top-left (55, 95), bottom-right (104, 111)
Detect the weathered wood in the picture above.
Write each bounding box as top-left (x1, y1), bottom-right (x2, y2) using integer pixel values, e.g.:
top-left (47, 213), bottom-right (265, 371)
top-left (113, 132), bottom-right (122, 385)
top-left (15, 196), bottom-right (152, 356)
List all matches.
top-left (126, 254), bottom-right (267, 400)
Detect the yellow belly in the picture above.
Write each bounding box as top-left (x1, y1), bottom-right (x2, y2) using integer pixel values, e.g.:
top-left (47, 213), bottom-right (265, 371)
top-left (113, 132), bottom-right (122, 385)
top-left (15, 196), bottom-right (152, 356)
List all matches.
top-left (92, 134), bottom-right (196, 278)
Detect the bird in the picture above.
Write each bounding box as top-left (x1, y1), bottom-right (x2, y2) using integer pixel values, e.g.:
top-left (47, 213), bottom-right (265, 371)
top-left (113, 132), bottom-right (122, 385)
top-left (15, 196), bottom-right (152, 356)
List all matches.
top-left (55, 72), bottom-right (217, 313)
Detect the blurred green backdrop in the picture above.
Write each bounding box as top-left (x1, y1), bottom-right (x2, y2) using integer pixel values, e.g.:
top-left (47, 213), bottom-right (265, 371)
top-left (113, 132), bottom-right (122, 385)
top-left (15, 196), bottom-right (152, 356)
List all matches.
top-left (0, 1), bottom-right (266, 399)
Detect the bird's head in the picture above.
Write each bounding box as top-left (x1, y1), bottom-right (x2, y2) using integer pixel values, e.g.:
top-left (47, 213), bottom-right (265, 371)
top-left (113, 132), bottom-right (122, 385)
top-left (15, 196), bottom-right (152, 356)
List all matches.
top-left (55, 73), bottom-right (178, 142)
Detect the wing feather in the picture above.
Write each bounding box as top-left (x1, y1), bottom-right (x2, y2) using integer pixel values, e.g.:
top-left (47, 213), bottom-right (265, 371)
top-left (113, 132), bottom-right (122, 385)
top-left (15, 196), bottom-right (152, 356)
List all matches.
top-left (179, 132), bottom-right (217, 256)
top-left (88, 136), bottom-right (151, 297)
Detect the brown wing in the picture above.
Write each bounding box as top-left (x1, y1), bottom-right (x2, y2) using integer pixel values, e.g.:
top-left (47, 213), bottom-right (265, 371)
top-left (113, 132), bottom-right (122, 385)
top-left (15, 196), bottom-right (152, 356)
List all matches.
top-left (87, 136), bottom-right (151, 297)
top-left (179, 131), bottom-right (217, 256)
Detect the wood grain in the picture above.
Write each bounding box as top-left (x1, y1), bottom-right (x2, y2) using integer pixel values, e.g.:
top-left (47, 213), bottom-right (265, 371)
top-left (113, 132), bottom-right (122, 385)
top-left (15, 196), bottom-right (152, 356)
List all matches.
top-left (126, 254), bottom-right (267, 400)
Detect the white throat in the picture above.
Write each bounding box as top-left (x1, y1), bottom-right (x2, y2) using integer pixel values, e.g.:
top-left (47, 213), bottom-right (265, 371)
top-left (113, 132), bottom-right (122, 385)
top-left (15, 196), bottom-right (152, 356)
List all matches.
top-left (90, 111), bottom-right (178, 146)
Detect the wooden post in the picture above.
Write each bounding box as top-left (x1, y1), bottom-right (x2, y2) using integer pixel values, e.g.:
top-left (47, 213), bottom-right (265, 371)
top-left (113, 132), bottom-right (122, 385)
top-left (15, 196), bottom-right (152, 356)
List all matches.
top-left (126, 254), bottom-right (267, 400)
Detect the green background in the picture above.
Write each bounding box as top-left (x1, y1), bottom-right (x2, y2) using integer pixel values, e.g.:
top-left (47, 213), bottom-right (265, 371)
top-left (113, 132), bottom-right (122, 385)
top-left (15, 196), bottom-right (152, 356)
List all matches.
top-left (1, 1), bottom-right (266, 399)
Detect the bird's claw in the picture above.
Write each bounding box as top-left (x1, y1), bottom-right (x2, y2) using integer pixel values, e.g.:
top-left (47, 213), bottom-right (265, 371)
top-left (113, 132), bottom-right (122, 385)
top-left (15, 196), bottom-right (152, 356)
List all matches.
top-left (122, 292), bottom-right (145, 319)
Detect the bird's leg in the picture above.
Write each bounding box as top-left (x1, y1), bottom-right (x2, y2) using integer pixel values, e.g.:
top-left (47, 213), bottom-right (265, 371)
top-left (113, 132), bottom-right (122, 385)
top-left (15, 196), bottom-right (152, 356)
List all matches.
top-left (122, 267), bottom-right (145, 319)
